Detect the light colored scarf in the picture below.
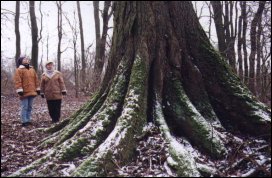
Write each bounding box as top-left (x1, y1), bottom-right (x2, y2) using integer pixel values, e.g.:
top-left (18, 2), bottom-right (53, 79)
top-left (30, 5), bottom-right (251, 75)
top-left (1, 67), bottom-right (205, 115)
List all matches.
top-left (46, 69), bottom-right (54, 78)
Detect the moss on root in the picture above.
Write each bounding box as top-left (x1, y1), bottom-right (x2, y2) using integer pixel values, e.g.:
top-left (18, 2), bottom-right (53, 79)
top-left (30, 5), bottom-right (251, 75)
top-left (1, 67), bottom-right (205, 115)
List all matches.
top-left (196, 35), bottom-right (271, 136)
top-left (72, 54), bottom-right (148, 177)
top-left (56, 58), bottom-right (134, 161)
top-left (163, 77), bottom-right (226, 158)
top-left (155, 98), bottom-right (201, 177)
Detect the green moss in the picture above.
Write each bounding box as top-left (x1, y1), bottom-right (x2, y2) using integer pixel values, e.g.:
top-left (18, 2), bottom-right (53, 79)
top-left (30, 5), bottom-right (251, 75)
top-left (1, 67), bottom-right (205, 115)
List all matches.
top-left (155, 99), bottom-right (200, 177)
top-left (198, 34), bottom-right (271, 135)
top-left (164, 78), bottom-right (226, 158)
top-left (72, 53), bottom-right (148, 177)
top-left (59, 137), bottom-right (88, 161)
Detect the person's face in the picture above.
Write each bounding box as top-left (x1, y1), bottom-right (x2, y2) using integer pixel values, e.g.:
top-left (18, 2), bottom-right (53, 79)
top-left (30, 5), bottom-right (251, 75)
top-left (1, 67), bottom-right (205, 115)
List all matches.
top-left (46, 63), bottom-right (54, 70)
top-left (22, 58), bottom-right (29, 64)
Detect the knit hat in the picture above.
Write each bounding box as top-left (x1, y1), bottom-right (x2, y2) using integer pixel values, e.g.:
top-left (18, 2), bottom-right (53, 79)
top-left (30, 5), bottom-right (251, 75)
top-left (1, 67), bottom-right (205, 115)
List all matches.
top-left (45, 60), bottom-right (54, 66)
top-left (17, 56), bottom-right (26, 67)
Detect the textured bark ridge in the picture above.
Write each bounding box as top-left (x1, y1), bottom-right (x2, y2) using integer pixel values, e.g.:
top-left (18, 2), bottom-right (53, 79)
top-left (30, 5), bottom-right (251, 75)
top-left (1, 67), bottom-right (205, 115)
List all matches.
top-left (10, 2), bottom-right (270, 177)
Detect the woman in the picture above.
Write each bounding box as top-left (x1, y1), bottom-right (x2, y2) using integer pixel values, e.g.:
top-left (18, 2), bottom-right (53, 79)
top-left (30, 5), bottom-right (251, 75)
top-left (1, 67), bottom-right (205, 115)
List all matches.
top-left (14, 56), bottom-right (40, 126)
top-left (40, 61), bottom-right (67, 123)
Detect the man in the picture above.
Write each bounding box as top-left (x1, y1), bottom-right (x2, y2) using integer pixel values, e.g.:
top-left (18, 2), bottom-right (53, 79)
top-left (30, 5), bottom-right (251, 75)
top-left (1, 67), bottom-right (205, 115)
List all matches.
top-left (40, 61), bottom-right (67, 123)
top-left (14, 56), bottom-right (40, 126)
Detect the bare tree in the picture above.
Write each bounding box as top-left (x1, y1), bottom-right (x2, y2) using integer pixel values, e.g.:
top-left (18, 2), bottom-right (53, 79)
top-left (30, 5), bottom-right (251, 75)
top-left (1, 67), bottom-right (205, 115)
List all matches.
top-left (211, 1), bottom-right (238, 73)
top-left (249, 1), bottom-right (266, 94)
top-left (15, 1), bottom-right (21, 66)
top-left (93, 1), bottom-right (112, 87)
top-left (241, 1), bottom-right (248, 85)
top-left (77, 1), bottom-right (86, 89)
top-left (56, 1), bottom-right (63, 71)
top-left (237, 2), bottom-right (243, 80)
top-left (38, 1), bottom-right (43, 75)
top-left (211, 1), bottom-right (227, 58)
top-left (46, 33), bottom-right (49, 61)
top-left (29, 1), bottom-right (38, 71)
top-left (64, 10), bottom-right (80, 98)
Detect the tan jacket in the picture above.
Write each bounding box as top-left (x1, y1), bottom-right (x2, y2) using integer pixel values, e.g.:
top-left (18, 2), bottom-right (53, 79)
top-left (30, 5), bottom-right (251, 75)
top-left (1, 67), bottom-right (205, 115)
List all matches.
top-left (13, 65), bottom-right (40, 99)
top-left (40, 70), bottom-right (67, 100)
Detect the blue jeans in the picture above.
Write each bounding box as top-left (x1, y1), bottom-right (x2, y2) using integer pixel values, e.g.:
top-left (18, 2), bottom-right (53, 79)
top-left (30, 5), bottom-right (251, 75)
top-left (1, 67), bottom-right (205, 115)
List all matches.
top-left (20, 96), bottom-right (35, 123)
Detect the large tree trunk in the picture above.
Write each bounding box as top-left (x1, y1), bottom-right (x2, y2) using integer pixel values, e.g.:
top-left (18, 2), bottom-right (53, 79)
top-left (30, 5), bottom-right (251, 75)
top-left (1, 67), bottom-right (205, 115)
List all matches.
top-left (11, 2), bottom-right (270, 177)
top-left (29, 1), bottom-right (38, 71)
top-left (15, 1), bottom-right (21, 66)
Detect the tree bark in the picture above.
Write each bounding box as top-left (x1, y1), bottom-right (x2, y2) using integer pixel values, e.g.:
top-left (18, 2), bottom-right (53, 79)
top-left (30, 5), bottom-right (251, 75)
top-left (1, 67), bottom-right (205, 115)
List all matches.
top-left (56, 1), bottom-right (63, 71)
top-left (77, 1), bottom-right (86, 87)
top-left (15, 1), bottom-right (21, 66)
top-left (256, 16), bottom-right (262, 97)
top-left (249, 1), bottom-right (266, 95)
top-left (237, 1), bottom-right (243, 80)
top-left (224, 1), bottom-right (236, 72)
top-left (29, 1), bottom-right (38, 71)
top-left (211, 1), bottom-right (227, 58)
top-left (241, 1), bottom-right (248, 85)
top-left (11, 2), bottom-right (271, 177)
top-left (94, 1), bottom-right (112, 87)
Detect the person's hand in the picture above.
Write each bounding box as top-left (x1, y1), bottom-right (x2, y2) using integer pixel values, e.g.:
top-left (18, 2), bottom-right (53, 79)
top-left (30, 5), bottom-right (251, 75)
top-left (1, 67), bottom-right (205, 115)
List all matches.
top-left (41, 94), bottom-right (45, 98)
top-left (18, 91), bottom-right (23, 96)
top-left (36, 90), bottom-right (40, 95)
top-left (62, 91), bottom-right (67, 95)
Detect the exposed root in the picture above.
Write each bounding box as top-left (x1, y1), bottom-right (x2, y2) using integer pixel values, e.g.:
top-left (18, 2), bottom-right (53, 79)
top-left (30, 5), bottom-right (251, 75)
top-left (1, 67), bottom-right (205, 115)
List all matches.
top-left (163, 78), bottom-right (226, 158)
top-left (155, 98), bottom-right (201, 177)
top-left (72, 54), bottom-right (148, 176)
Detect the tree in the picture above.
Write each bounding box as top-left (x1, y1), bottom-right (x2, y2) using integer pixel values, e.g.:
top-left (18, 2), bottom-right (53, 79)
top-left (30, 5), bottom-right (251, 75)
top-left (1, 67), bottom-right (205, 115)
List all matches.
top-left (11, 2), bottom-right (270, 177)
top-left (241, 1), bottom-right (249, 85)
top-left (29, 1), bottom-right (38, 71)
top-left (64, 10), bottom-right (80, 98)
top-left (211, 2), bottom-right (227, 58)
top-left (56, 1), bottom-right (63, 71)
top-left (77, 1), bottom-right (86, 88)
top-left (15, 1), bottom-right (21, 65)
top-left (93, 1), bottom-right (112, 87)
top-left (237, 1), bottom-right (243, 80)
top-left (249, 1), bottom-right (266, 95)
top-left (211, 1), bottom-right (237, 73)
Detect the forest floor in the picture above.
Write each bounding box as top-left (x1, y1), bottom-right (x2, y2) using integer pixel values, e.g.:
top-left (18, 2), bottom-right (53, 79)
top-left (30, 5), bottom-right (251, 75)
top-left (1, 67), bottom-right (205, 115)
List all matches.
top-left (1, 94), bottom-right (271, 177)
top-left (1, 94), bottom-right (89, 177)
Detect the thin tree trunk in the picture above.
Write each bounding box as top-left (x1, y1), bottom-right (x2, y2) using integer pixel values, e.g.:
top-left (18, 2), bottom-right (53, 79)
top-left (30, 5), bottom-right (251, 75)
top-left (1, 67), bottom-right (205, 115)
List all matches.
top-left (224, 1), bottom-right (236, 73)
top-left (56, 1), bottom-right (63, 71)
top-left (94, 1), bottom-right (112, 87)
top-left (241, 1), bottom-right (248, 85)
top-left (93, 1), bottom-right (103, 86)
top-left (77, 1), bottom-right (86, 88)
top-left (256, 18), bottom-right (262, 97)
top-left (15, 1), bottom-right (21, 66)
top-left (46, 33), bottom-right (49, 61)
top-left (29, 1), bottom-right (38, 71)
top-left (249, 1), bottom-right (266, 95)
top-left (237, 2), bottom-right (243, 80)
top-left (211, 1), bottom-right (227, 58)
